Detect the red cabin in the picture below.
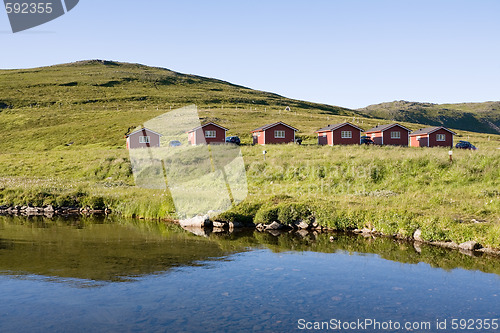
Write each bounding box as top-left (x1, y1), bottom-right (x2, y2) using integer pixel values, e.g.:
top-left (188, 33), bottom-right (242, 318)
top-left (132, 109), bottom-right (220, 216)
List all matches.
top-left (126, 128), bottom-right (162, 149)
top-left (188, 122), bottom-right (228, 145)
top-left (409, 127), bottom-right (456, 148)
top-left (364, 123), bottom-right (411, 146)
top-left (315, 122), bottom-right (363, 145)
top-left (251, 122), bottom-right (298, 145)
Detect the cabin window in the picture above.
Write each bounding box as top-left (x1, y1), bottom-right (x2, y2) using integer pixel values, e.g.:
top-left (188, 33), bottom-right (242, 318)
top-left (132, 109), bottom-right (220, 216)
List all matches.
top-left (275, 130), bottom-right (285, 138)
top-left (205, 130), bottom-right (216, 138)
top-left (436, 134), bottom-right (446, 141)
top-left (322, 133), bottom-right (327, 137)
top-left (416, 136), bottom-right (421, 140)
top-left (341, 131), bottom-right (352, 139)
top-left (390, 131), bottom-right (401, 139)
top-left (139, 136), bottom-right (150, 144)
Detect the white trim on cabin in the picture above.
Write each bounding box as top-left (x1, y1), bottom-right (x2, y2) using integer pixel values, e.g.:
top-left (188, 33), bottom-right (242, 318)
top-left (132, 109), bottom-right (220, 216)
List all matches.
top-left (205, 130), bottom-right (216, 138)
top-left (341, 131), bottom-right (352, 139)
top-left (390, 131), bottom-right (401, 139)
top-left (275, 130), bottom-right (285, 138)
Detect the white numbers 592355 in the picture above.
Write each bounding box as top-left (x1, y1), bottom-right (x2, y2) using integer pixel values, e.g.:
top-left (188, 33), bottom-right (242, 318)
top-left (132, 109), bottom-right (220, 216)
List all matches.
top-left (5, 2), bottom-right (53, 14)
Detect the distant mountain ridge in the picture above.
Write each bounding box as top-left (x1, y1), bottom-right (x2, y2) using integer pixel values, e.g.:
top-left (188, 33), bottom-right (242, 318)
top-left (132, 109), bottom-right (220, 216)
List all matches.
top-left (357, 100), bottom-right (500, 135)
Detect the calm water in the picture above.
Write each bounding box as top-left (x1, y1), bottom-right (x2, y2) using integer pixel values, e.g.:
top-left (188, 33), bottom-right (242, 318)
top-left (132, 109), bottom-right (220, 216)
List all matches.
top-left (1, 216), bottom-right (500, 333)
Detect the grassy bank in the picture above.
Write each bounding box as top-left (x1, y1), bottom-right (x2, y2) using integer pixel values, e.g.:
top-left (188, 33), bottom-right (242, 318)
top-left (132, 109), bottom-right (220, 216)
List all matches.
top-left (1, 143), bottom-right (499, 247)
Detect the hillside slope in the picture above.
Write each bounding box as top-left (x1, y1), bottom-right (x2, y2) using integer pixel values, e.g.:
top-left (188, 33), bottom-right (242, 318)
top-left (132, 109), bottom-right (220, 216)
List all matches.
top-left (357, 100), bottom-right (500, 135)
top-left (0, 60), bottom-right (355, 151)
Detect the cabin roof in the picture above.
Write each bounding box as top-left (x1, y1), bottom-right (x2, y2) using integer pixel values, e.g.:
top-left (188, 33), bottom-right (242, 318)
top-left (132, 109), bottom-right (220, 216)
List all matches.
top-left (126, 128), bottom-right (163, 137)
top-left (251, 121), bottom-right (299, 132)
top-left (365, 123), bottom-right (412, 133)
top-left (409, 126), bottom-right (456, 136)
top-left (315, 122), bottom-right (364, 133)
top-left (188, 122), bottom-right (229, 132)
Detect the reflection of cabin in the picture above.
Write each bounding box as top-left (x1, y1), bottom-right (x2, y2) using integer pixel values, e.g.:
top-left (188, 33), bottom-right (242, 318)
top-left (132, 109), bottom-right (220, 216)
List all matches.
top-left (315, 122), bottom-right (363, 145)
top-left (126, 128), bottom-right (162, 149)
top-left (365, 123), bottom-right (411, 146)
top-left (409, 127), bottom-right (456, 148)
top-left (187, 122), bottom-right (228, 145)
top-left (251, 122), bottom-right (298, 145)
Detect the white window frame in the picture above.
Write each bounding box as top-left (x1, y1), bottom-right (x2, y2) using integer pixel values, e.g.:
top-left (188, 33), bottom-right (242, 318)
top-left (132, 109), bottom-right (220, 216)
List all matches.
top-left (205, 130), bottom-right (216, 138)
top-left (274, 130), bottom-right (285, 138)
top-left (139, 136), bottom-right (150, 144)
top-left (436, 134), bottom-right (446, 141)
top-left (341, 131), bottom-right (352, 139)
top-left (322, 133), bottom-right (327, 137)
top-left (390, 131), bottom-right (401, 139)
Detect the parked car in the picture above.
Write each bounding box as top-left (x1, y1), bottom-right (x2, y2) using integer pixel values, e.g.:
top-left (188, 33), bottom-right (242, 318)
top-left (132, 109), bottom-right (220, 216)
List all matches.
top-left (360, 136), bottom-right (374, 145)
top-left (225, 136), bottom-right (241, 145)
top-left (169, 140), bottom-right (182, 147)
top-left (455, 140), bottom-right (477, 150)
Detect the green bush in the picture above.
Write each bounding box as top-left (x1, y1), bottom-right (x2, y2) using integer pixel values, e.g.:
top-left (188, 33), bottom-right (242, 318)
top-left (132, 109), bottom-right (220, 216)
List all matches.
top-left (277, 202), bottom-right (313, 225)
top-left (254, 206), bottom-right (279, 225)
top-left (216, 202), bottom-right (262, 224)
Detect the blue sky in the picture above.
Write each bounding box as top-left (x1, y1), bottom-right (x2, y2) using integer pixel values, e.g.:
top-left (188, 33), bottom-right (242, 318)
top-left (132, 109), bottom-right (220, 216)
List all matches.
top-left (1, 0), bottom-right (499, 108)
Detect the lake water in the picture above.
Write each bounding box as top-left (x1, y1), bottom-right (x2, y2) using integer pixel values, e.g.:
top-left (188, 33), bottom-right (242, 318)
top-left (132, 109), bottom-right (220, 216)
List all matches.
top-left (1, 216), bottom-right (499, 332)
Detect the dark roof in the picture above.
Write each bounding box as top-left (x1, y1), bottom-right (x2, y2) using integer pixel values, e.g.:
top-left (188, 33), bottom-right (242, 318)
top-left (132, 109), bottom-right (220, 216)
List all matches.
top-left (251, 121), bottom-right (299, 132)
top-left (188, 122), bottom-right (229, 132)
top-left (409, 126), bottom-right (457, 136)
top-left (365, 123), bottom-right (412, 133)
top-left (315, 122), bottom-right (364, 133)
top-left (126, 128), bottom-right (163, 137)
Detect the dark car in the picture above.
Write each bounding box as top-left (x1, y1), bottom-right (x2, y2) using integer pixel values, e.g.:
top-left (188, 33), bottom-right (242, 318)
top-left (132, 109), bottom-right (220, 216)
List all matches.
top-left (455, 140), bottom-right (477, 150)
top-left (360, 136), bottom-right (374, 145)
top-left (169, 140), bottom-right (182, 147)
top-left (225, 136), bottom-right (241, 145)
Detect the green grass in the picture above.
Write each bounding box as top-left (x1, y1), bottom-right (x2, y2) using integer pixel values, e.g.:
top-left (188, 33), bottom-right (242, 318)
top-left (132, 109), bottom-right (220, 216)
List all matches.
top-left (1, 60), bottom-right (499, 248)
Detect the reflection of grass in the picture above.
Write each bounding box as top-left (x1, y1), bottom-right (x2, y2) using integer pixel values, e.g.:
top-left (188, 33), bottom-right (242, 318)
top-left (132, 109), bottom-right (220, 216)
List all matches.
top-left (4, 216), bottom-right (500, 281)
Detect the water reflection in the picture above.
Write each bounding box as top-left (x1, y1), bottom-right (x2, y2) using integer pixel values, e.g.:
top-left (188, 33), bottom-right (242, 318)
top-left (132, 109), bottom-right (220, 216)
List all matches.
top-left (1, 215), bottom-right (500, 284)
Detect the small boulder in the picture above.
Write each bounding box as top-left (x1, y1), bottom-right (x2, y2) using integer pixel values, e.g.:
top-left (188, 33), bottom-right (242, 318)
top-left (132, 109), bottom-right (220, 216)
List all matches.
top-left (361, 227), bottom-right (371, 234)
top-left (297, 220), bottom-right (310, 229)
top-left (212, 221), bottom-right (228, 228)
top-left (413, 229), bottom-right (423, 242)
top-left (179, 215), bottom-right (211, 228)
top-left (44, 205), bottom-right (54, 212)
top-left (266, 221), bottom-right (284, 230)
top-left (256, 223), bottom-right (266, 231)
top-left (458, 241), bottom-right (482, 251)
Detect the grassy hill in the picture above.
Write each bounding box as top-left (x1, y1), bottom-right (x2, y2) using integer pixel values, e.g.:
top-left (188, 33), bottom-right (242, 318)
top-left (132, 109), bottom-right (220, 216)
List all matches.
top-left (0, 59), bottom-right (354, 152)
top-left (0, 60), bottom-right (499, 248)
top-left (357, 100), bottom-right (500, 135)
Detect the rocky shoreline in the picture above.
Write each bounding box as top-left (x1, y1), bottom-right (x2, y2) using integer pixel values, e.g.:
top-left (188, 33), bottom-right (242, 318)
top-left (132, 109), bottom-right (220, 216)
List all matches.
top-left (179, 215), bottom-right (500, 257)
top-left (2, 207), bottom-right (498, 257)
top-left (0, 205), bottom-right (110, 217)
